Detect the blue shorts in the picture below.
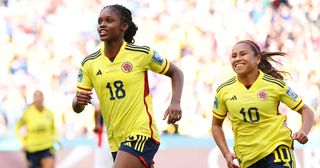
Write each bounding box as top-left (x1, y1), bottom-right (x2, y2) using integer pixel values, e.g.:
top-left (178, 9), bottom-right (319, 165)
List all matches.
top-left (112, 135), bottom-right (160, 168)
top-left (25, 148), bottom-right (55, 168)
top-left (248, 145), bottom-right (296, 168)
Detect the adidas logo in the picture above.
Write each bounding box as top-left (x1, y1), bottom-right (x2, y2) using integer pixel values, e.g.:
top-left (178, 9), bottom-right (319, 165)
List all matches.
top-left (96, 70), bottom-right (102, 75)
top-left (230, 95), bottom-right (237, 100)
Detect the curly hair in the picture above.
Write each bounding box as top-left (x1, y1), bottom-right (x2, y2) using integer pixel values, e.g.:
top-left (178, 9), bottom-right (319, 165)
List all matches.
top-left (102, 4), bottom-right (138, 44)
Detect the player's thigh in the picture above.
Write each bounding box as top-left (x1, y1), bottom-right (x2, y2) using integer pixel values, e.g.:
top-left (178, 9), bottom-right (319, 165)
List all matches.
top-left (113, 150), bottom-right (145, 168)
top-left (40, 156), bottom-right (55, 168)
top-left (39, 148), bottom-right (55, 168)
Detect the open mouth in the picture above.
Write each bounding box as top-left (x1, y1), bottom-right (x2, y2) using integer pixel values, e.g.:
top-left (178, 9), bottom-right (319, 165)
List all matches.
top-left (235, 64), bottom-right (244, 68)
top-left (99, 29), bottom-right (108, 36)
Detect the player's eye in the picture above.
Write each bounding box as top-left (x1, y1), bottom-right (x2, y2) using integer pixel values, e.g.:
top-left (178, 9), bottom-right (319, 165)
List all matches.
top-left (106, 18), bottom-right (113, 23)
top-left (239, 51), bottom-right (247, 56)
top-left (98, 19), bottom-right (102, 24)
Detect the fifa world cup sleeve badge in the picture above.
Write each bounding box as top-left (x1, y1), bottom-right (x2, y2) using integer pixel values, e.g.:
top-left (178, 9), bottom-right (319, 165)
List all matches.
top-left (77, 69), bottom-right (83, 82)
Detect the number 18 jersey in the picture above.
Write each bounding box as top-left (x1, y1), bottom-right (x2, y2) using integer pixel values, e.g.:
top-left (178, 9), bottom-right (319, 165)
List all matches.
top-left (212, 70), bottom-right (304, 168)
top-left (77, 41), bottom-right (170, 152)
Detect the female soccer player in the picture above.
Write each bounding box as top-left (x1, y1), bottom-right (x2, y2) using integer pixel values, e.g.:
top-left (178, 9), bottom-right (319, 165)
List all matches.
top-left (72, 4), bottom-right (184, 168)
top-left (211, 40), bottom-right (314, 168)
top-left (16, 90), bottom-right (56, 168)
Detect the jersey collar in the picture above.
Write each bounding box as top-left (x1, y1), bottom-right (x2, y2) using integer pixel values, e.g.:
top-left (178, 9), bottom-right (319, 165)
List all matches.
top-left (100, 41), bottom-right (127, 62)
top-left (236, 70), bottom-right (264, 89)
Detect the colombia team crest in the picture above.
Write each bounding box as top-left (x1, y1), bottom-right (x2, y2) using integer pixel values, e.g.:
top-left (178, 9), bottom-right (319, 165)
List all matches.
top-left (257, 90), bottom-right (268, 100)
top-left (121, 62), bottom-right (133, 73)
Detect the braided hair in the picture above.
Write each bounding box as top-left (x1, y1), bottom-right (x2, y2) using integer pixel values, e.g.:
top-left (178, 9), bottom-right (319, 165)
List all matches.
top-left (102, 4), bottom-right (138, 44)
top-left (236, 40), bottom-right (288, 80)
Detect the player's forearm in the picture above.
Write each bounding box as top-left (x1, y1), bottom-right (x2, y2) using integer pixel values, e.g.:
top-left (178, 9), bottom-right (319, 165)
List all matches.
top-left (15, 122), bottom-right (26, 147)
top-left (94, 110), bottom-right (101, 126)
top-left (299, 105), bottom-right (314, 134)
top-left (167, 63), bottom-right (184, 104)
top-left (212, 124), bottom-right (230, 158)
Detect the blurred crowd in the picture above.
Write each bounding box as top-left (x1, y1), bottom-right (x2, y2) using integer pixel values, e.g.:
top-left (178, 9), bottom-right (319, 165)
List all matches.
top-left (0, 0), bottom-right (319, 140)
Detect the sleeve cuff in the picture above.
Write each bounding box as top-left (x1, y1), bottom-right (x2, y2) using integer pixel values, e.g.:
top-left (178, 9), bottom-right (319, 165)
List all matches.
top-left (159, 59), bottom-right (170, 74)
top-left (212, 110), bottom-right (227, 119)
top-left (291, 100), bottom-right (304, 111)
top-left (77, 86), bottom-right (92, 92)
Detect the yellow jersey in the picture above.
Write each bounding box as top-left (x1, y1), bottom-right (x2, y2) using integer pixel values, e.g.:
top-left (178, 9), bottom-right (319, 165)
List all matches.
top-left (212, 70), bottom-right (304, 168)
top-left (16, 104), bottom-right (56, 153)
top-left (77, 41), bottom-right (170, 152)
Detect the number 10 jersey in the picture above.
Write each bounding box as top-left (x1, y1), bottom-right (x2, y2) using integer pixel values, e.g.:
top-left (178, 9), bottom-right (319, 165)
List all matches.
top-left (212, 70), bottom-right (304, 168)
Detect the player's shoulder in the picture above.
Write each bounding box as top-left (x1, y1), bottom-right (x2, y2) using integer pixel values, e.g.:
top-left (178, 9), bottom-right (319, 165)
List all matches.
top-left (261, 73), bottom-right (286, 88)
top-left (81, 49), bottom-right (102, 66)
top-left (45, 108), bottom-right (54, 115)
top-left (23, 104), bottom-right (36, 115)
top-left (125, 43), bottom-right (151, 55)
top-left (216, 76), bottom-right (237, 93)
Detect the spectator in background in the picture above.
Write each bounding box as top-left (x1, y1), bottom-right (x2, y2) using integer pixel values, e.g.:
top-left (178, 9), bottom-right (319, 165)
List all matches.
top-left (16, 90), bottom-right (56, 168)
top-left (211, 40), bottom-right (314, 168)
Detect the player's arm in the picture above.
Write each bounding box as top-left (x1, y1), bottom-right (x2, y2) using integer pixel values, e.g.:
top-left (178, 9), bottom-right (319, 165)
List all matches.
top-left (51, 112), bottom-right (57, 140)
top-left (15, 111), bottom-right (27, 149)
top-left (163, 63), bottom-right (184, 124)
top-left (279, 84), bottom-right (314, 144)
top-left (72, 91), bottom-right (92, 113)
top-left (211, 116), bottom-right (239, 168)
top-left (74, 62), bottom-right (94, 113)
top-left (93, 103), bottom-right (102, 133)
top-left (293, 104), bottom-right (314, 144)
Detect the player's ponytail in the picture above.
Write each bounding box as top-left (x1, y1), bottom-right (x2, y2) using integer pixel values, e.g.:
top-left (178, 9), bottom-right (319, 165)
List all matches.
top-left (237, 40), bottom-right (288, 80)
top-left (103, 4), bottom-right (138, 44)
top-left (259, 51), bottom-right (288, 80)
top-left (124, 20), bottom-right (138, 44)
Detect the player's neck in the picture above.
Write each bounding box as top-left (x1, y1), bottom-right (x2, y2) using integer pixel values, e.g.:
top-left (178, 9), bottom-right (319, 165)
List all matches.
top-left (104, 39), bottom-right (123, 59)
top-left (34, 104), bottom-right (44, 112)
top-left (237, 70), bottom-right (259, 85)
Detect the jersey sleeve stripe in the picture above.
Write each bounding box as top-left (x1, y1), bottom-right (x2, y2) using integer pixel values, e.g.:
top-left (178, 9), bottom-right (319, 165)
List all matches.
top-left (216, 77), bottom-right (236, 93)
top-left (126, 44), bottom-right (150, 51)
top-left (81, 50), bottom-right (101, 66)
top-left (125, 47), bottom-right (149, 54)
top-left (159, 59), bottom-right (169, 74)
top-left (212, 110), bottom-right (227, 119)
top-left (291, 100), bottom-right (303, 111)
top-left (77, 86), bottom-right (92, 91)
top-left (263, 75), bottom-right (285, 85)
top-left (262, 77), bottom-right (285, 88)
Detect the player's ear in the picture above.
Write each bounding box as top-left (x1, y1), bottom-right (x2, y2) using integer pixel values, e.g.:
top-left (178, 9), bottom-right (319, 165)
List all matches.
top-left (121, 23), bottom-right (128, 32)
top-left (256, 54), bottom-right (261, 65)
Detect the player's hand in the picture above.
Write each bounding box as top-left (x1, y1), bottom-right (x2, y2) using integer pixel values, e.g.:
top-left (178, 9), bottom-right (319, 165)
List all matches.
top-left (75, 91), bottom-right (92, 106)
top-left (22, 147), bottom-right (27, 153)
top-left (93, 124), bottom-right (102, 134)
top-left (163, 102), bottom-right (182, 124)
top-left (292, 130), bottom-right (308, 144)
top-left (225, 153), bottom-right (240, 168)
top-left (55, 140), bottom-right (63, 150)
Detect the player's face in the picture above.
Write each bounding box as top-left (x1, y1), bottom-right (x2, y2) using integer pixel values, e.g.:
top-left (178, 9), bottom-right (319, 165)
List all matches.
top-left (33, 91), bottom-right (44, 106)
top-left (97, 8), bottom-right (128, 42)
top-left (230, 43), bottom-right (260, 77)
